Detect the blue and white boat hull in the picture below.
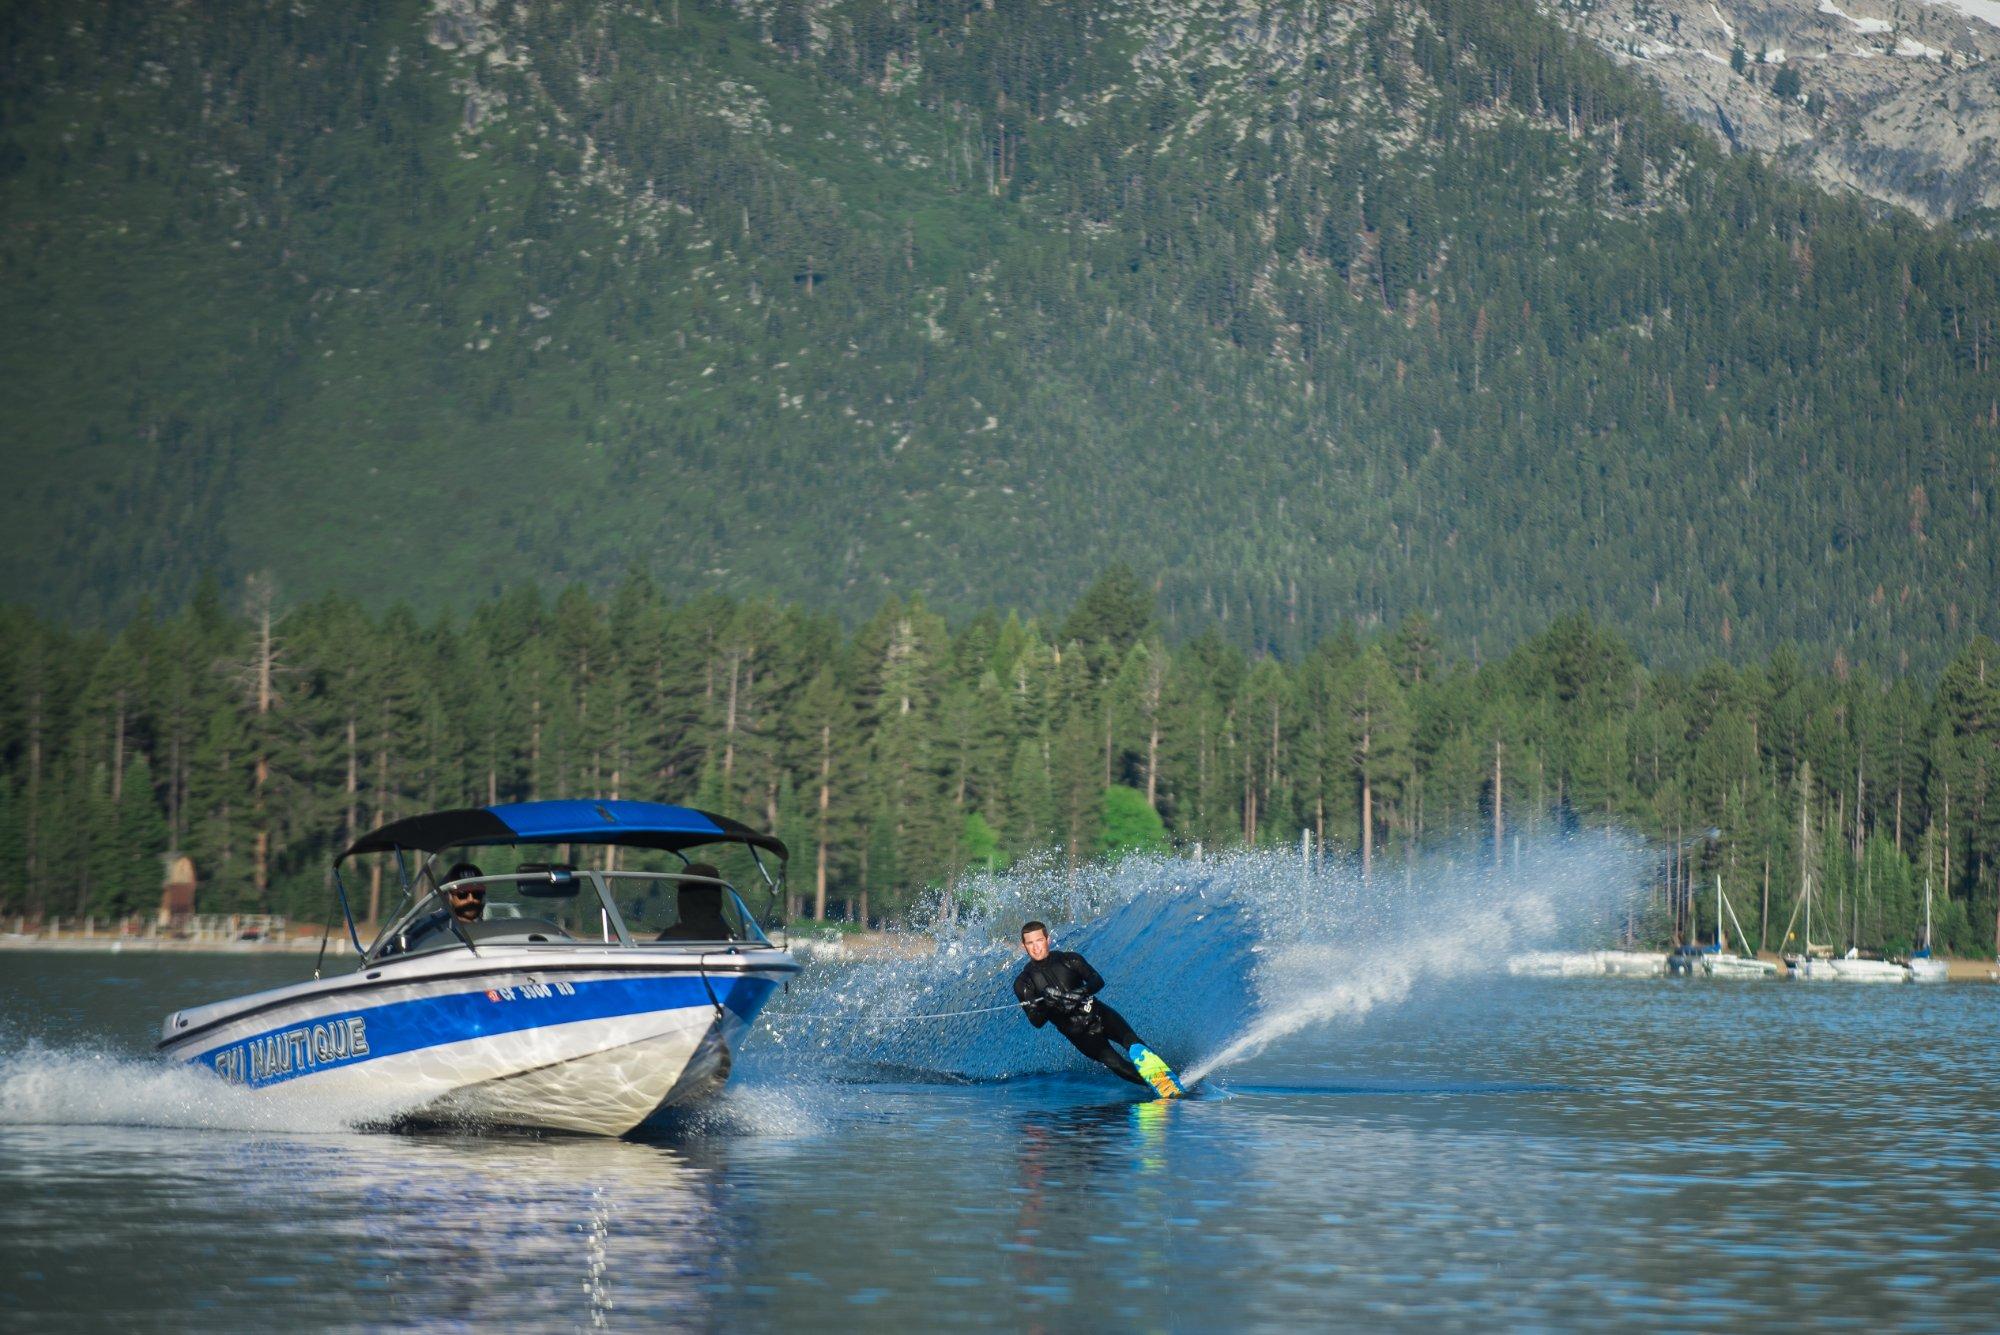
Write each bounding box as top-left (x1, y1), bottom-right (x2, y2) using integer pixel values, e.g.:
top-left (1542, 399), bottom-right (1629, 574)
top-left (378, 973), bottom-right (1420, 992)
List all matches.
top-left (159, 949), bottom-right (793, 1136)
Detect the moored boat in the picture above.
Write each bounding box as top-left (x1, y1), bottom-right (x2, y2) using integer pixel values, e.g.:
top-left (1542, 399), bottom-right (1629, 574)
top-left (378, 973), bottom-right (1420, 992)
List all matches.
top-left (1829, 950), bottom-right (1909, 984)
top-left (1906, 878), bottom-right (1948, 984)
top-left (1600, 950), bottom-right (1667, 977)
top-left (1506, 951), bottom-right (1607, 977)
top-left (1785, 873), bottom-right (1839, 979)
top-left (1701, 952), bottom-right (1779, 979)
top-left (159, 800), bottom-right (800, 1135)
top-left (1698, 876), bottom-right (1779, 979)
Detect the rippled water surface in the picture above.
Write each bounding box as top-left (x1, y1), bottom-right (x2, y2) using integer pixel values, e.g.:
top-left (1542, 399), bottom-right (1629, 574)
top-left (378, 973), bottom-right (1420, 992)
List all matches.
top-left (4, 855), bottom-right (1998, 1330)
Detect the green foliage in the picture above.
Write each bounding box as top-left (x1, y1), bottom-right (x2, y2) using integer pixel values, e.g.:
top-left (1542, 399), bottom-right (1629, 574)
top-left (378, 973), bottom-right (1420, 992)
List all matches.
top-left (1097, 784), bottom-right (1169, 859)
top-left (3, 579), bottom-right (1996, 953)
top-left (964, 810), bottom-right (1007, 872)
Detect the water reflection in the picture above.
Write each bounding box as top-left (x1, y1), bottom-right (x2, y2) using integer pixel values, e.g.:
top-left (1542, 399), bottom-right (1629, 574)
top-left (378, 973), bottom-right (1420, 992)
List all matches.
top-left (6, 955), bottom-right (2000, 1329)
top-left (0, 1124), bottom-right (743, 1328)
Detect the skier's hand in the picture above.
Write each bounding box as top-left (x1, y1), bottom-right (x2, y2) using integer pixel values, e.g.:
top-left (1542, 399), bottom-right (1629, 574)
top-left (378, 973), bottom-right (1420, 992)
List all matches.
top-left (1046, 987), bottom-right (1094, 1013)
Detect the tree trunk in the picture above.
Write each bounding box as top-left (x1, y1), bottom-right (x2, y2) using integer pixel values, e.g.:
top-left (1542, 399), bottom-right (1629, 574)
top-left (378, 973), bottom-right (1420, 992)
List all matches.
top-left (26, 688), bottom-right (42, 915)
top-left (368, 744), bottom-right (388, 926)
top-left (344, 717), bottom-right (359, 842)
top-left (1492, 738), bottom-right (1504, 869)
top-left (111, 689), bottom-right (127, 804)
top-left (815, 722), bottom-right (831, 921)
top-left (529, 696), bottom-right (542, 802)
top-left (253, 594), bottom-right (274, 910)
top-left (1761, 856), bottom-right (1770, 952)
top-left (1145, 719), bottom-right (1160, 809)
top-left (1104, 701), bottom-right (1113, 789)
top-left (1360, 714), bottom-right (1373, 881)
top-left (723, 651), bottom-right (741, 785)
top-left (1242, 745), bottom-right (1256, 845)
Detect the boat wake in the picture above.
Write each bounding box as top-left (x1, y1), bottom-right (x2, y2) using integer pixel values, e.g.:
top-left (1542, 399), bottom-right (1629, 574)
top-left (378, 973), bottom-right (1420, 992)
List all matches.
top-left (0, 1038), bottom-right (418, 1134)
top-left (751, 833), bottom-right (1646, 1090)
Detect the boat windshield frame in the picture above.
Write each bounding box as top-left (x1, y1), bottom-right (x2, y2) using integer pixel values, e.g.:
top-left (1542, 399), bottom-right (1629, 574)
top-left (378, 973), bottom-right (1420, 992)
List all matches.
top-left (332, 802), bottom-right (788, 967)
top-left (366, 866), bottom-right (773, 963)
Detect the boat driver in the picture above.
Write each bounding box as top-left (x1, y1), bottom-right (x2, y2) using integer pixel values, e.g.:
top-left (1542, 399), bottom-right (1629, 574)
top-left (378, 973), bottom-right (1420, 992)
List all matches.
top-left (390, 861), bottom-right (486, 954)
top-left (1012, 921), bottom-right (1152, 1088)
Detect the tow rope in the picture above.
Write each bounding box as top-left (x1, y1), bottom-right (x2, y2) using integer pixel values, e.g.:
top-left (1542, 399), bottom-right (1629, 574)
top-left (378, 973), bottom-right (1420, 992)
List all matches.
top-left (762, 1000), bottom-right (1018, 1028)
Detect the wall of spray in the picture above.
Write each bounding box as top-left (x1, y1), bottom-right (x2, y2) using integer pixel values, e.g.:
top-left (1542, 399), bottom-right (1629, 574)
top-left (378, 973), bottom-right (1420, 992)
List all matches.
top-left (754, 831), bottom-right (1647, 1087)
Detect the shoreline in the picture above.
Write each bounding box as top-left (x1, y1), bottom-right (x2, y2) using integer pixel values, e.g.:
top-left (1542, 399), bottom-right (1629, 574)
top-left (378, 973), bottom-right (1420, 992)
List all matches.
top-left (4, 933), bottom-right (1992, 978)
top-left (0, 934), bottom-right (356, 957)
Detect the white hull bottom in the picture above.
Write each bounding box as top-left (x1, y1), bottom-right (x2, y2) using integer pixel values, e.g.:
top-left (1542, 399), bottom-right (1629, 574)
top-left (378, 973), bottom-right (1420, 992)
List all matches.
top-left (1508, 951), bottom-right (1668, 977)
top-left (412, 1015), bottom-right (739, 1135)
top-left (1700, 954), bottom-right (1779, 979)
top-left (212, 1005), bottom-right (743, 1136)
top-left (1829, 958), bottom-right (1911, 984)
top-left (1906, 957), bottom-right (1949, 985)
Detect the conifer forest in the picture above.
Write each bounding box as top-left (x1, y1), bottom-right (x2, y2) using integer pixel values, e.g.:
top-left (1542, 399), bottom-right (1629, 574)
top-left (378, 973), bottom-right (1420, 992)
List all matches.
top-left (3, 572), bottom-right (1996, 958)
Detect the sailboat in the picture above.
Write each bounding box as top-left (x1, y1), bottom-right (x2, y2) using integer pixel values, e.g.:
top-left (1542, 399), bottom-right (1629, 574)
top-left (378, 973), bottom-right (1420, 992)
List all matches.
top-left (1829, 948), bottom-right (1910, 983)
top-left (1699, 875), bottom-right (1778, 979)
top-left (1788, 874), bottom-right (1838, 980)
top-left (1905, 878), bottom-right (1948, 985)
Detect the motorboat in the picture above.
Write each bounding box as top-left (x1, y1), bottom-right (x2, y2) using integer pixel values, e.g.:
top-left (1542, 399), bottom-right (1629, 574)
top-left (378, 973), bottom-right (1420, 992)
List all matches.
top-left (1906, 878), bottom-right (1949, 984)
top-left (1697, 876), bottom-right (1779, 979)
top-left (159, 800), bottom-right (801, 1135)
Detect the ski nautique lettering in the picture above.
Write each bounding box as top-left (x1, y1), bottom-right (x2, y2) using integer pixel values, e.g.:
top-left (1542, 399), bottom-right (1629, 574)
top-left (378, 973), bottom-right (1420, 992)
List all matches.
top-left (211, 1016), bottom-right (370, 1086)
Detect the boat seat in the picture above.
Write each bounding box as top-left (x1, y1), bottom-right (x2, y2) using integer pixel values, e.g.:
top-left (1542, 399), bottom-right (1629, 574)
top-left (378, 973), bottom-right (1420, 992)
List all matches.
top-left (656, 885), bottom-right (734, 941)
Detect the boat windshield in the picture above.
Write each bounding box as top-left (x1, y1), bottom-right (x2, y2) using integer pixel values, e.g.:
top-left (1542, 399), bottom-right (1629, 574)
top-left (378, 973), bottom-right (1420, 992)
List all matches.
top-left (373, 869), bottom-right (619, 958)
top-left (368, 865), bottom-right (769, 959)
top-left (604, 871), bottom-right (768, 946)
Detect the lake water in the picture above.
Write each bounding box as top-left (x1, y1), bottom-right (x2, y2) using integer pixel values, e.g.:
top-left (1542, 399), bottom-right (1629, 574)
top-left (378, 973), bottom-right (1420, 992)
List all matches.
top-left (3, 846), bottom-right (1997, 1330)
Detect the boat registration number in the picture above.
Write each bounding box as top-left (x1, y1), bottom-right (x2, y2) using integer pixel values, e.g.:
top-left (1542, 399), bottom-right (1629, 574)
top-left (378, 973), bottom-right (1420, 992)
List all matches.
top-left (486, 977), bottom-right (576, 1003)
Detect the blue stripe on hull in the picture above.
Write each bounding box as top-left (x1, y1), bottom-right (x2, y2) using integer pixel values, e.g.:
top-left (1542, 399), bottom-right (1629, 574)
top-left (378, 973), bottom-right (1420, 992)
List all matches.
top-left (189, 973), bottom-right (778, 1089)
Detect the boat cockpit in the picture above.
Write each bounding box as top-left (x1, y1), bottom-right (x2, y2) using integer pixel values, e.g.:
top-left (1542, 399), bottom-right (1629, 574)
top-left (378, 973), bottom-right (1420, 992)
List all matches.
top-left (324, 800), bottom-right (791, 970)
top-left (373, 864), bottom-right (772, 962)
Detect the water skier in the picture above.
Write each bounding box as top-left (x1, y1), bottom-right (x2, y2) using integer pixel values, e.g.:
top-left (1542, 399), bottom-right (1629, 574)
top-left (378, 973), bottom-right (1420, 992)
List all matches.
top-left (1012, 920), bottom-right (1183, 1097)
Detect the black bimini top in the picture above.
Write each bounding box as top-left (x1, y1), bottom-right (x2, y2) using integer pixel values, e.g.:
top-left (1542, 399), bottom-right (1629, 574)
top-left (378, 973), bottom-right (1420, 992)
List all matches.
top-left (341, 800), bottom-right (786, 862)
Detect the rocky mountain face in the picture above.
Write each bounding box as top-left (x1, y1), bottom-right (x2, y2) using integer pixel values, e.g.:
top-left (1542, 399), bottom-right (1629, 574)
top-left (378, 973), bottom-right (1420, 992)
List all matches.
top-left (1556, 0), bottom-right (2000, 223)
top-left (4, 0), bottom-right (1998, 668)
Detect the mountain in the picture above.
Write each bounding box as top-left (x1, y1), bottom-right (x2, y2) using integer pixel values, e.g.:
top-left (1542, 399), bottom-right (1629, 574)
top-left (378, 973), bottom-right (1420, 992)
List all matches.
top-left (1557, 0), bottom-right (2000, 226)
top-left (1, 0), bottom-right (1996, 669)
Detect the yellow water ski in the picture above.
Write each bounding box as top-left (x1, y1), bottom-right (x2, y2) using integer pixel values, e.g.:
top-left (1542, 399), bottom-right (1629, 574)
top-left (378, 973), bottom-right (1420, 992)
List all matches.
top-left (1128, 1044), bottom-right (1186, 1100)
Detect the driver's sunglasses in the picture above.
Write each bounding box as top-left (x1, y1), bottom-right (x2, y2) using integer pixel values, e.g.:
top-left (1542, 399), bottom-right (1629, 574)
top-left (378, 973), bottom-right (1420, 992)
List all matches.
top-left (448, 885), bottom-right (486, 901)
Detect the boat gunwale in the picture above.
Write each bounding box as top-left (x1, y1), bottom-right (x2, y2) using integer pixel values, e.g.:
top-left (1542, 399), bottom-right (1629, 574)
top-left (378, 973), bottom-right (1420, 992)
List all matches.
top-left (158, 947), bottom-right (799, 1052)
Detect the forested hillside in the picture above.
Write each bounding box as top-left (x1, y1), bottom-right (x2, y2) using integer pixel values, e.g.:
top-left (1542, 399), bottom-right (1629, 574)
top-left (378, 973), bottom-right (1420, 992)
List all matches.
top-left (4, 575), bottom-right (1997, 957)
top-left (1, 0), bottom-right (1996, 668)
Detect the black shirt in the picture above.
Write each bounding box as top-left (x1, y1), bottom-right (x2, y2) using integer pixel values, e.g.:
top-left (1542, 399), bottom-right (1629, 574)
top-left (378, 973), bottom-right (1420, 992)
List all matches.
top-left (1013, 950), bottom-right (1106, 1031)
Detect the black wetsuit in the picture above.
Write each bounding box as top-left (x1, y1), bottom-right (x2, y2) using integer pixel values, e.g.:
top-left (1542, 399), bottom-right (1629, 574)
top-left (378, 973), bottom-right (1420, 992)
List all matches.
top-left (1013, 950), bottom-right (1148, 1086)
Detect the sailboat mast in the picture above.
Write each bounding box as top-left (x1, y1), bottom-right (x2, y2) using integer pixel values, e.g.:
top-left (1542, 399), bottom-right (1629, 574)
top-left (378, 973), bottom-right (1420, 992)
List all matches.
top-left (1716, 874), bottom-right (1724, 952)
